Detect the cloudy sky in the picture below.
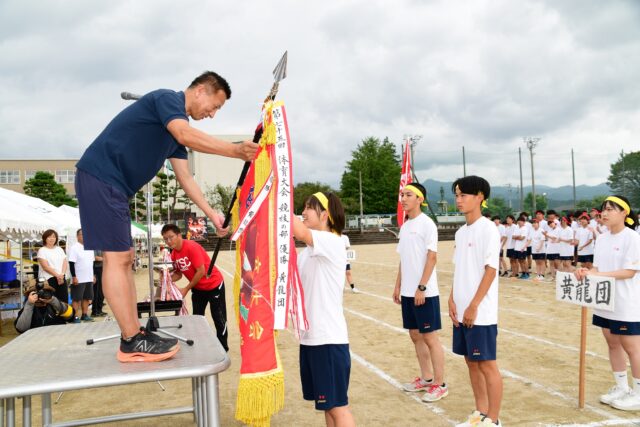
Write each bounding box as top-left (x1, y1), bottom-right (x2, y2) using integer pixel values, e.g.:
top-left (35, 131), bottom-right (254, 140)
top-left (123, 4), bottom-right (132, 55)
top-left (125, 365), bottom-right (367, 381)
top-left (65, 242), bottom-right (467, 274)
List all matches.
top-left (1, 0), bottom-right (638, 190)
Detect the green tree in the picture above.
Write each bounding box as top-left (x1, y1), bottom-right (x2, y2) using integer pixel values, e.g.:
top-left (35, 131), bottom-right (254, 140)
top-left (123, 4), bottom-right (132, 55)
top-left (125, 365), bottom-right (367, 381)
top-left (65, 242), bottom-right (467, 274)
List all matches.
top-left (204, 183), bottom-right (235, 212)
top-left (293, 182), bottom-right (336, 214)
top-left (607, 151), bottom-right (640, 208)
top-left (576, 195), bottom-right (607, 212)
top-left (23, 171), bottom-right (77, 207)
top-left (484, 196), bottom-right (512, 219)
top-left (152, 172), bottom-right (170, 222)
top-left (339, 136), bottom-right (401, 215)
top-left (523, 192), bottom-right (548, 215)
top-left (129, 190), bottom-right (146, 222)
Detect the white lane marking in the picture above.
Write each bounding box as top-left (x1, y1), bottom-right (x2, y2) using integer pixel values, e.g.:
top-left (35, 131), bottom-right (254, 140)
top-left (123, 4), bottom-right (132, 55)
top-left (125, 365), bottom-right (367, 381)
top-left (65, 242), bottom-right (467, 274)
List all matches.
top-left (349, 351), bottom-right (457, 426)
top-left (355, 289), bottom-right (610, 361)
top-left (343, 306), bottom-right (620, 421)
top-left (548, 419), bottom-right (640, 427)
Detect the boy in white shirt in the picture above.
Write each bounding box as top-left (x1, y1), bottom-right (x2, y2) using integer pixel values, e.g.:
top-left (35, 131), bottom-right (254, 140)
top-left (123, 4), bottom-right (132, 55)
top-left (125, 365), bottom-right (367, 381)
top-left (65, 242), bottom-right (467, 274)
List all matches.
top-left (575, 213), bottom-right (595, 269)
top-left (394, 183), bottom-right (447, 402)
top-left (492, 216), bottom-right (507, 276)
top-left (449, 176), bottom-right (503, 427)
top-left (513, 217), bottom-right (530, 280)
top-left (67, 229), bottom-right (96, 323)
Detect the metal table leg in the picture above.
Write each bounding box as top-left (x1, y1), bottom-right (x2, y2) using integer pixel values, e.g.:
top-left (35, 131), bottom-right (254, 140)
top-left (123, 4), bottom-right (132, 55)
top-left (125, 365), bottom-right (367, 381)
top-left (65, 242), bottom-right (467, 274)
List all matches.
top-left (196, 377), bottom-right (204, 427)
top-left (5, 398), bottom-right (14, 427)
top-left (41, 393), bottom-right (52, 426)
top-left (22, 396), bottom-right (31, 427)
top-left (205, 375), bottom-right (220, 427)
top-left (192, 378), bottom-right (198, 424)
top-left (199, 376), bottom-right (208, 427)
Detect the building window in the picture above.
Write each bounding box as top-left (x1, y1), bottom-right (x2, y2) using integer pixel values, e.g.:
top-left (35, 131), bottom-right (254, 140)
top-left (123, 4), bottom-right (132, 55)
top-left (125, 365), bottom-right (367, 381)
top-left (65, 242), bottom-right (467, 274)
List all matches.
top-left (0, 170), bottom-right (20, 184)
top-left (55, 170), bottom-right (75, 184)
top-left (25, 170), bottom-right (51, 181)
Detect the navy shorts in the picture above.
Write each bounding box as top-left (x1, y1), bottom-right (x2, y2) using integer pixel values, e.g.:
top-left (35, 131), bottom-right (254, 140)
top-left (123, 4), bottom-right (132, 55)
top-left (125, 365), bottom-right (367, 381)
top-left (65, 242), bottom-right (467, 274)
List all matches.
top-left (559, 256), bottom-right (573, 261)
top-left (499, 249), bottom-right (504, 258)
top-left (300, 344), bottom-right (350, 410)
top-left (401, 296), bottom-right (442, 333)
top-left (75, 169), bottom-right (133, 252)
top-left (346, 264), bottom-right (351, 271)
top-left (593, 315), bottom-right (640, 335)
top-left (577, 255), bottom-right (594, 263)
top-left (512, 250), bottom-right (526, 260)
top-left (70, 282), bottom-right (94, 302)
top-left (506, 249), bottom-right (515, 258)
top-left (546, 253), bottom-right (559, 260)
top-left (532, 253), bottom-right (546, 260)
top-left (526, 247), bottom-right (532, 256)
top-left (452, 324), bottom-right (498, 361)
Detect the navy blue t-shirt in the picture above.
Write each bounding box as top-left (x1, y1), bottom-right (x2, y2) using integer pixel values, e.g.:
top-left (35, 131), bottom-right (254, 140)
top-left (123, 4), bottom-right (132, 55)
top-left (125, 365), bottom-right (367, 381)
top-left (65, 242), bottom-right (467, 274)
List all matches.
top-left (76, 89), bottom-right (189, 197)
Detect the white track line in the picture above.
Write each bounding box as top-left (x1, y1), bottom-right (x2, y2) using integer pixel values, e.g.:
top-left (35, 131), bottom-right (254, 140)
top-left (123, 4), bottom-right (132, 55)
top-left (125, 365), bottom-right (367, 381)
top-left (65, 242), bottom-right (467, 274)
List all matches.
top-left (354, 289), bottom-right (610, 361)
top-left (549, 419), bottom-right (640, 427)
top-left (343, 306), bottom-right (619, 421)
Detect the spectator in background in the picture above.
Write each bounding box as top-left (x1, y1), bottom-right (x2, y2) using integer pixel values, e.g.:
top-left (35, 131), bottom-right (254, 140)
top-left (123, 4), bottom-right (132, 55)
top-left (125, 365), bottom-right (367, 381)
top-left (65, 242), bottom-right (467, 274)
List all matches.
top-left (14, 283), bottom-right (75, 333)
top-left (37, 229), bottom-right (69, 304)
top-left (68, 229), bottom-right (96, 323)
top-left (91, 249), bottom-right (106, 317)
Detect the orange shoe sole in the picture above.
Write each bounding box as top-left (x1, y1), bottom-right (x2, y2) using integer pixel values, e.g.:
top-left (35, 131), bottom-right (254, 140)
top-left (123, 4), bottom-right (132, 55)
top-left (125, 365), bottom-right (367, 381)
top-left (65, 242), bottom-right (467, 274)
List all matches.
top-left (117, 344), bottom-right (180, 363)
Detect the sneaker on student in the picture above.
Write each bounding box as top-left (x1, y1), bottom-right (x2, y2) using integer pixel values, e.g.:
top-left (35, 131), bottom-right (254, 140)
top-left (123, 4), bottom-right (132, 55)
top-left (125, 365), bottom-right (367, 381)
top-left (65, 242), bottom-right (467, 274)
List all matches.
top-left (600, 385), bottom-right (629, 405)
top-left (72, 317), bottom-right (81, 324)
top-left (611, 389), bottom-right (640, 411)
top-left (455, 410), bottom-right (483, 427)
top-left (80, 314), bottom-right (94, 322)
top-left (402, 377), bottom-right (433, 392)
top-left (422, 383), bottom-right (448, 402)
top-left (478, 416), bottom-right (502, 426)
top-left (351, 286), bottom-right (360, 293)
top-left (117, 329), bottom-right (180, 363)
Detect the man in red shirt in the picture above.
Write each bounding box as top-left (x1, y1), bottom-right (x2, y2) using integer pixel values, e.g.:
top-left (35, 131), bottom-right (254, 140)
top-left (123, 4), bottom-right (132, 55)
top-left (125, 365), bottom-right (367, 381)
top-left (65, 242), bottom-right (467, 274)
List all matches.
top-left (161, 224), bottom-right (228, 351)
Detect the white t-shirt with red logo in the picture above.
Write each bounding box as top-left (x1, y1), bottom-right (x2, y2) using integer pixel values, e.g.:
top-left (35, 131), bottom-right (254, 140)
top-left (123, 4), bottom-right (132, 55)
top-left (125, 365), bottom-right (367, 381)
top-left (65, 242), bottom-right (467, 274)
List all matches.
top-left (170, 239), bottom-right (223, 290)
top-left (397, 213), bottom-right (439, 297)
top-left (593, 228), bottom-right (640, 322)
top-left (453, 216), bottom-right (500, 325)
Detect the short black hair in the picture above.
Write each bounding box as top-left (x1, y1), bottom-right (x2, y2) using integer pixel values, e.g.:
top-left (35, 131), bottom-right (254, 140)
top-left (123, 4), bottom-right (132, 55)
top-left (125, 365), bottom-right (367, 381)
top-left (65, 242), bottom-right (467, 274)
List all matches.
top-left (535, 210), bottom-right (545, 215)
top-left (189, 71), bottom-right (231, 99)
top-left (305, 193), bottom-right (346, 235)
top-left (491, 215), bottom-right (501, 221)
top-left (451, 175), bottom-right (491, 200)
top-left (601, 195), bottom-right (637, 229)
top-left (161, 224), bottom-right (181, 235)
top-left (546, 209), bottom-right (557, 216)
top-left (506, 214), bottom-right (515, 222)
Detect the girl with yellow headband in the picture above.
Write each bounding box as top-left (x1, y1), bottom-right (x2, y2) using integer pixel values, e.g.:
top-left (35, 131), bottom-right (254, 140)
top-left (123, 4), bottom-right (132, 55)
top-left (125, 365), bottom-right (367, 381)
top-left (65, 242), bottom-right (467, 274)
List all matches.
top-left (291, 192), bottom-right (355, 426)
top-left (575, 195), bottom-right (640, 411)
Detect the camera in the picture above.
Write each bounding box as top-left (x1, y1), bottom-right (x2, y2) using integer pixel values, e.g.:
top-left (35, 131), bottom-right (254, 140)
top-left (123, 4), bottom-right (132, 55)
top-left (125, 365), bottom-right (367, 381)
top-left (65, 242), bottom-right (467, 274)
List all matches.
top-left (36, 282), bottom-right (53, 300)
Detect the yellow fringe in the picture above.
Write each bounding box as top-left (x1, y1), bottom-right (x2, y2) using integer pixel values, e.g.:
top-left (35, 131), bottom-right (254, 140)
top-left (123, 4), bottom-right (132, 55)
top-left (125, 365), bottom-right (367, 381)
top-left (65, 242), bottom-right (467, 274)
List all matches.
top-left (235, 369), bottom-right (285, 427)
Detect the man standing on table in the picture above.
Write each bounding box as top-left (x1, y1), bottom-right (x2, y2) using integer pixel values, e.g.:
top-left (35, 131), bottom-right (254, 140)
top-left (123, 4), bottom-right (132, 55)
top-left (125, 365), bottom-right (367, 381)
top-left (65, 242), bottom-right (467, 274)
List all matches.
top-left (161, 224), bottom-right (228, 351)
top-left (75, 71), bottom-right (257, 362)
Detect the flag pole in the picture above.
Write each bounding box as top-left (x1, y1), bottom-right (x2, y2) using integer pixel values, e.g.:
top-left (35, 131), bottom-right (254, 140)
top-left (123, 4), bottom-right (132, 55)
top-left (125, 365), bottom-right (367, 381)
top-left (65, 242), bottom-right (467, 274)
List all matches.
top-left (206, 51), bottom-right (288, 277)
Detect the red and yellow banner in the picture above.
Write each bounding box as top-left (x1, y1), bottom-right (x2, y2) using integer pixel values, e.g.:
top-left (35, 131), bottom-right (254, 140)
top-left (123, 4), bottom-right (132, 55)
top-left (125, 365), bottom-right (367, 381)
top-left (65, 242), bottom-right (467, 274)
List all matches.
top-left (232, 100), bottom-right (305, 427)
top-left (397, 139), bottom-right (413, 227)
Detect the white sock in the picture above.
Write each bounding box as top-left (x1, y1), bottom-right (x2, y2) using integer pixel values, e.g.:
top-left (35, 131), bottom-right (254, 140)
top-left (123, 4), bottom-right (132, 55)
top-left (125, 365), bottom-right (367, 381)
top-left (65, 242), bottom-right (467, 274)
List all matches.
top-left (614, 371), bottom-right (629, 390)
top-left (634, 377), bottom-right (640, 393)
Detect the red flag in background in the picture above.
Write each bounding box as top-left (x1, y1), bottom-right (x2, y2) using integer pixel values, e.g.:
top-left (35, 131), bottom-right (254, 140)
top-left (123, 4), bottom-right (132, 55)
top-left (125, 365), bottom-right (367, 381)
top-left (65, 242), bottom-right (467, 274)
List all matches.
top-left (397, 140), bottom-right (412, 227)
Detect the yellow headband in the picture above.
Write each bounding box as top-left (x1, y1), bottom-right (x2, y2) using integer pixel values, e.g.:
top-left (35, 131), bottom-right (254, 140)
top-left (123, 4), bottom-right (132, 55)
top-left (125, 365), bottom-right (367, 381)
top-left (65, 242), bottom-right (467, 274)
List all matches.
top-left (605, 196), bottom-right (635, 225)
top-left (313, 192), bottom-right (334, 223)
top-left (404, 184), bottom-right (428, 207)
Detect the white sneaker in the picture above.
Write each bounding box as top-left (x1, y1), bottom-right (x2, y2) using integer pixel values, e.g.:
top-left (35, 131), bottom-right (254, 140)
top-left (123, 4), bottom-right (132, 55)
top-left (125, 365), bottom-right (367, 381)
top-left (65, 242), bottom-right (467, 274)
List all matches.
top-left (455, 410), bottom-right (483, 427)
top-left (600, 385), bottom-right (629, 405)
top-left (402, 376), bottom-right (432, 392)
top-left (477, 416), bottom-right (502, 427)
top-left (351, 287), bottom-right (360, 293)
top-left (421, 383), bottom-right (448, 402)
top-left (611, 389), bottom-right (640, 411)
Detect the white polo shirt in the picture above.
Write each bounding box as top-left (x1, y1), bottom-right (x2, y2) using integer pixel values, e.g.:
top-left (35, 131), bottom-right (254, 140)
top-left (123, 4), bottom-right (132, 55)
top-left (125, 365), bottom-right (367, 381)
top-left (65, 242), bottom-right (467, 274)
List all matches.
top-left (397, 213), bottom-right (439, 297)
top-left (453, 216), bottom-right (500, 325)
top-left (592, 228), bottom-right (640, 322)
top-left (297, 230), bottom-right (348, 346)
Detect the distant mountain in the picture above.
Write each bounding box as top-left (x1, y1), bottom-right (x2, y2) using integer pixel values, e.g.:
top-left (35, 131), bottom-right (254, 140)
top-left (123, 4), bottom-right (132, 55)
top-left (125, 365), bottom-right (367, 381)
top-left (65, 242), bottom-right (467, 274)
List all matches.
top-left (422, 179), bottom-right (610, 209)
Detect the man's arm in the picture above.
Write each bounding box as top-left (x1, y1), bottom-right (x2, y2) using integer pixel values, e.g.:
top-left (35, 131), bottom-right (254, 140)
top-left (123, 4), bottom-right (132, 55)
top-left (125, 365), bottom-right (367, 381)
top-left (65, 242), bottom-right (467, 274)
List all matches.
top-left (462, 265), bottom-right (497, 328)
top-left (14, 294), bottom-right (37, 333)
top-left (170, 158), bottom-right (227, 235)
top-left (166, 119), bottom-right (256, 161)
top-left (415, 250), bottom-right (437, 306)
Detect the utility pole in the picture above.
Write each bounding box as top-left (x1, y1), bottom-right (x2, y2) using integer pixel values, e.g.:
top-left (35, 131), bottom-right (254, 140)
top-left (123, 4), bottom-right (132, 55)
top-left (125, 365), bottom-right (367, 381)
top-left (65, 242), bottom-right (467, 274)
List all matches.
top-left (571, 149), bottom-right (577, 209)
top-left (518, 147), bottom-right (524, 212)
top-left (359, 170), bottom-right (364, 233)
top-left (524, 137), bottom-right (540, 212)
top-left (462, 146), bottom-right (467, 177)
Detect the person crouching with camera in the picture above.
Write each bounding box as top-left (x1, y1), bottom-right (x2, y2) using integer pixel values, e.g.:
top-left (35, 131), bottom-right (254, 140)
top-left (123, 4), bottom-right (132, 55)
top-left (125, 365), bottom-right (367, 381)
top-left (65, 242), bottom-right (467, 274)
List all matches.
top-left (14, 282), bottom-right (75, 333)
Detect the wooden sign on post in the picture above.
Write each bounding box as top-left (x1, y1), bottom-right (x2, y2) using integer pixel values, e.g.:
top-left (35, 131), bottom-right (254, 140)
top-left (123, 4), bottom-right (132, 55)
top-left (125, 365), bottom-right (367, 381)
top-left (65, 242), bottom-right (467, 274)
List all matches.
top-left (556, 272), bottom-right (616, 409)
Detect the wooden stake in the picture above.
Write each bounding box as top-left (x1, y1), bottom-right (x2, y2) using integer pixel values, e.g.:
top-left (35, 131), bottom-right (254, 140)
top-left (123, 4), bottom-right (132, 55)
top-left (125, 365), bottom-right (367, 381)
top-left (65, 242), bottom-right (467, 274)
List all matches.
top-left (579, 306), bottom-right (588, 408)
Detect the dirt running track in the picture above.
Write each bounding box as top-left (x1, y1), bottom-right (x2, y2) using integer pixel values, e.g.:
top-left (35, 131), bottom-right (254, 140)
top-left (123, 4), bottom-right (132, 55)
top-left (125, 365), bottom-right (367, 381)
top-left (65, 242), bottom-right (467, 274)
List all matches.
top-left (1, 242), bottom-right (639, 426)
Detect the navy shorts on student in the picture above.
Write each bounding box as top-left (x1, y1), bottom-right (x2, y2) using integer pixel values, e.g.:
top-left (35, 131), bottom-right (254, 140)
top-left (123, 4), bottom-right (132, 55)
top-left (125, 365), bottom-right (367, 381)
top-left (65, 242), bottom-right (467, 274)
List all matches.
top-left (577, 255), bottom-right (593, 263)
top-left (345, 263), bottom-right (351, 271)
top-left (401, 296), bottom-right (442, 333)
top-left (546, 253), bottom-right (559, 260)
top-left (512, 250), bottom-right (526, 260)
top-left (593, 315), bottom-right (640, 335)
top-left (559, 256), bottom-right (573, 261)
top-left (75, 169), bottom-right (133, 252)
top-left (526, 247), bottom-right (532, 256)
top-left (300, 344), bottom-right (350, 410)
top-left (506, 249), bottom-right (515, 258)
top-left (452, 324), bottom-right (498, 361)
top-left (532, 253), bottom-right (546, 260)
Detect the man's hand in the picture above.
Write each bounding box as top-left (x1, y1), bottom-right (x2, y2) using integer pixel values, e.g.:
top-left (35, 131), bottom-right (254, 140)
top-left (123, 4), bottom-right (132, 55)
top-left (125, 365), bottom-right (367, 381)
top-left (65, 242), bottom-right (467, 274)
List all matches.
top-left (72, 277), bottom-right (78, 285)
top-left (235, 140), bottom-right (258, 162)
top-left (56, 275), bottom-right (64, 285)
top-left (462, 304), bottom-right (478, 328)
top-left (207, 212), bottom-right (229, 237)
top-left (414, 288), bottom-right (426, 306)
top-left (392, 284), bottom-right (401, 304)
top-left (448, 295), bottom-right (459, 327)
top-left (27, 292), bottom-right (38, 304)
top-left (179, 287), bottom-right (189, 298)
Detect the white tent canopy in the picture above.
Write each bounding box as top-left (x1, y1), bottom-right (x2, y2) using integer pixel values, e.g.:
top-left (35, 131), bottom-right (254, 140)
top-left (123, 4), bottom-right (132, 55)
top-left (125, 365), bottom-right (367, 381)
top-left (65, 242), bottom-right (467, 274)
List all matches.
top-left (58, 205), bottom-right (147, 238)
top-left (0, 197), bottom-right (59, 241)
